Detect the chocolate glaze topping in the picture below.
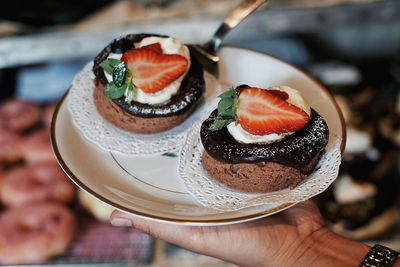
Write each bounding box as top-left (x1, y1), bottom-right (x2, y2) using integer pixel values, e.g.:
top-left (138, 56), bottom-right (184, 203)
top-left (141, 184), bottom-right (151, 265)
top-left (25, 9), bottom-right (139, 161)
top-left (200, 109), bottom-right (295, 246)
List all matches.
top-left (200, 109), bottom-right (329, 170)
top-left (93, 33), bottom-right (205, 118)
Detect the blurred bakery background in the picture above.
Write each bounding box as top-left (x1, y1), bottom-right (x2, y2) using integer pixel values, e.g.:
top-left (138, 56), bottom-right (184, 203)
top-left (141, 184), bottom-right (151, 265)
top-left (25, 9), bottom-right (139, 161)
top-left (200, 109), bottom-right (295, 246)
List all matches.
top-left (0, 0), bottom-right (399, 265)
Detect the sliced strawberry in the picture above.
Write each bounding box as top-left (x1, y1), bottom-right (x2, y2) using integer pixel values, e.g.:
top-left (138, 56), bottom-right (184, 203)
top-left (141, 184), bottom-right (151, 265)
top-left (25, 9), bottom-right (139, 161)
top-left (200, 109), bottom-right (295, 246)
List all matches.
top-left (237, 87), bottom-right (310, 135)
top-left (235, 84), bottom-right (250, 95)
top-left (268, 89), bottom-right (289, 101)
top-left (140, 42), bottom-right (162, 54)
top-left (121, 49), bottom-right (188, 94)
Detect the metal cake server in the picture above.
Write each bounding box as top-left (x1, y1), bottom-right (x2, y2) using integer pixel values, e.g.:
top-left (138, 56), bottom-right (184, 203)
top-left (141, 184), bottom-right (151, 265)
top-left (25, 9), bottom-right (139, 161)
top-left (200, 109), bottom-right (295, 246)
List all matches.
top-left (191, 0), bottom-right (269, 77)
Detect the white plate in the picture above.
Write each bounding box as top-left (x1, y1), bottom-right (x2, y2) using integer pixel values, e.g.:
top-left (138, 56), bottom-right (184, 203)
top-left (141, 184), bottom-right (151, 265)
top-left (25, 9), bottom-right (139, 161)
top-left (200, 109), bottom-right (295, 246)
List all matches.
top-left (51, 46), bottom-right (345, 225)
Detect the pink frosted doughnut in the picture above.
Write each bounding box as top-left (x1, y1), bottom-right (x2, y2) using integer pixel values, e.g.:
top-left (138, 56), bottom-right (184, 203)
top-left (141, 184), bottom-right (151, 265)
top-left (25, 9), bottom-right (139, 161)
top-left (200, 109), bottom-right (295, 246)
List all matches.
top-left (20, 129), bottom-right (55, 164)
top-left (0, 163), bottom-right (75, 207)
top-left (0, 202), bottom-right (75, 265)
top-left (0, 99), bottom-right (41, 132)
top-left (0, 129), bottom-right (22, 165)
top-left (0, 168), bottom-right (5, 199)
top-left (42, 103), bottom-right (57, 128)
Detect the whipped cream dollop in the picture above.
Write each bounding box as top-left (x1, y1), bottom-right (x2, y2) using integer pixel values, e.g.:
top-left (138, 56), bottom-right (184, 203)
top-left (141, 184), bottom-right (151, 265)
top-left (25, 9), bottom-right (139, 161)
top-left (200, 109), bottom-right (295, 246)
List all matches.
top-left (228, 86), bottom-right (311, 144)
top-left (227, 122), bottom-right (291, 144)
top-left (103, 36), bottom-right (190, 105)
top-left (268, 86), bottom-right (311, 116)
top-left (333, 174), bottom-right (377, 204)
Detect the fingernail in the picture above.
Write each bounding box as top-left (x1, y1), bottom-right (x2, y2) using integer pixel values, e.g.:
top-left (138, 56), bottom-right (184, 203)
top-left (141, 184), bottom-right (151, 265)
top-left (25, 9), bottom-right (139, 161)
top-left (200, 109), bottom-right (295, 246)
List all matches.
top-left (111, 217), bottom-right (132, 227)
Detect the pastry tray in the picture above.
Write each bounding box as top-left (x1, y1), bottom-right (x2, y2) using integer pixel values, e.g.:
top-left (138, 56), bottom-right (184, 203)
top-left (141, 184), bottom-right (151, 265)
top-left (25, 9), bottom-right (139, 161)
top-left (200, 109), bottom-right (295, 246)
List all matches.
top-left (46, 214), bottom-right (154, 266)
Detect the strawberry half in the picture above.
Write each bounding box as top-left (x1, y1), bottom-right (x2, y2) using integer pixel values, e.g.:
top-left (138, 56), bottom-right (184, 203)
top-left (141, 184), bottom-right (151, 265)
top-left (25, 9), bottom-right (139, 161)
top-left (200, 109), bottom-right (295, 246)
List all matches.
top-left (237, 87), bottom-right (310, 135)
top-left (140, 42), bottom-right (162, 54)
top-left (121, 47), bottom-right (188, 94)
top-left (268, 89), bottom-right (289, 101)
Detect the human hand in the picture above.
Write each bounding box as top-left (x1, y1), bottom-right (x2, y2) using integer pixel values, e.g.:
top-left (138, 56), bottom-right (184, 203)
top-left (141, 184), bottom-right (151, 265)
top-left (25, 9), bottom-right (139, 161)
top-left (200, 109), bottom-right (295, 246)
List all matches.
top-left (110, 200), bottom-right (370, 267)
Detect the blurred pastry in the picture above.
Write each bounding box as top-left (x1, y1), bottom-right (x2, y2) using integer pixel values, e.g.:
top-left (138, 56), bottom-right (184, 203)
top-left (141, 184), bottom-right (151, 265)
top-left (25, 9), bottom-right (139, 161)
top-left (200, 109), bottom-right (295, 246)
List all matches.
top-left (42, 103), bottom-right (57, 128)
top-left (19, 129), bottom-right (55, 164)
top-left (317, 127), bottom-right (399, 240)
top-left (342, 127), bottom-right (378, 163)
top-left (0, 168), bottom-right (4, 201)
top-left (0, 99), bottom-right (41, 133)
top-left (0, 162), bottom-right (75, 207)
top-left (378, 92), bottom-right (400, 147)
top-left (0, 129), bottom-right (22, 166)
top-left (0, 202), bottom-right (75, 265)
top-left (78, 189), bottom-right (113, 222)
top-left (309, 61), bottom-right (363, 95)
top-left (310, 62), bottom-right (375, 128)
top-left (319, 172), bottom-right (399, 240)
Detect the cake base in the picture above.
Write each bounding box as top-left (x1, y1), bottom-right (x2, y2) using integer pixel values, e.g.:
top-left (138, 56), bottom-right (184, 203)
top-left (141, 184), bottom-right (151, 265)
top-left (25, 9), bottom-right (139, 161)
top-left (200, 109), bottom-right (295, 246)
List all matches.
top-left (93, 84), bottom-right (196, 134)
top-left (202, 151), bottom-right (322, 193)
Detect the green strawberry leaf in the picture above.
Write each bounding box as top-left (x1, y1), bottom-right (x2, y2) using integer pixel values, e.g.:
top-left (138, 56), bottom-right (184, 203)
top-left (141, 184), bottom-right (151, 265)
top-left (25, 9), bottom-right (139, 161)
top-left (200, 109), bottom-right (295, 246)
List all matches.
top-left (113, 61), bottom-right (127, 87)
top-left (162, 152), bottom-right (178, 158)
top-left (125, 76), bottom-right (133, 91)
top-left (100, 58), bottom-right (121, 75)
top-left (101, 59), bottom-right (134, 104)
top-left (208, 87), bottom-right (238, 131)
top-left (104, 81), bottom-right (126, 99)
top-left (217, 107), bottom-right (236, 117)
top-left (124, 77), bottom-right (134, 105)
top-left (209, 119), bottom-right (231, 131)
top-left (218, 98), bottom-right (233, 111)
top-left (218, 88), bottom-right (237, 99)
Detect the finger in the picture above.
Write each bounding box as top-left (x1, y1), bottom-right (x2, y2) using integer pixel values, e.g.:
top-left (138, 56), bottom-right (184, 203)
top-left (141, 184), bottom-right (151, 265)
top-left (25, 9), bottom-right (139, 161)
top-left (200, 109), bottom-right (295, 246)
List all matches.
top-left (110, 210), bottom-right (132, 227)
top-left (110, 210), bottom-right (202, 249)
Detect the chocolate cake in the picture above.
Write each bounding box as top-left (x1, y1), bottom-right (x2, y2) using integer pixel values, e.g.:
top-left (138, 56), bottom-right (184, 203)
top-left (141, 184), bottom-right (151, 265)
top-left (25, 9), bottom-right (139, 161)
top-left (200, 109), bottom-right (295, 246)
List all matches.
top-left (92, 33), bottom-right (205, 134)
top-left (200, 85), bottom-right (329, 193)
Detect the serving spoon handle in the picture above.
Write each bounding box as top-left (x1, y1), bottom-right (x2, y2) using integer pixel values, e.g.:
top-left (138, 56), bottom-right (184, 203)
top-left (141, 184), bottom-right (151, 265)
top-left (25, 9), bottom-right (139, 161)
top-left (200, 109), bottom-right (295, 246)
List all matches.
top-left (205, 0), bottom-right (269, 58)
top-left (191, 0), bottom-right (268, 76)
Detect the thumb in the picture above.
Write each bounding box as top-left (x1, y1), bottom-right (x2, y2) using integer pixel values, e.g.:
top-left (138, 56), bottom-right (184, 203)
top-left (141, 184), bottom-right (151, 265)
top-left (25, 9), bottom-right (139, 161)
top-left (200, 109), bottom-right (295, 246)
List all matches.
top-left (110, 210), bottom-right (201, 247)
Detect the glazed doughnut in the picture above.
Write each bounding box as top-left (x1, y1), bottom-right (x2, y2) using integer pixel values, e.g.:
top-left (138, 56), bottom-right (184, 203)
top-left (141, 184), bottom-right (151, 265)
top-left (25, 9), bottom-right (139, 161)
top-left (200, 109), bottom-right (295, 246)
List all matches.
top-left (42, 103), bottom-right (57, 128)
top-left (0, 163), bottom-right (75, 207)
top-left (0, 128), bottom-right (22, 166)
top-left (0, 168), bottom-right (5, 199)
top-left (20, 129), bottom-right (55, 164)
top-left (0, 202), bottom-right (75, 265)
top-left (0, 99), bottom-right (41, 133)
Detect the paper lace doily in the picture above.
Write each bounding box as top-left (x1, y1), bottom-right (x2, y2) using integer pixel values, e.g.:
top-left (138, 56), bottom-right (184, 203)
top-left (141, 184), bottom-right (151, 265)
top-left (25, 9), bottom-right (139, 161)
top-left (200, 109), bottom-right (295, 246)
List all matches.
top-left (68, 62), bottom-right (221, 155)
top-left (178, 121), bottom-right (342, 211)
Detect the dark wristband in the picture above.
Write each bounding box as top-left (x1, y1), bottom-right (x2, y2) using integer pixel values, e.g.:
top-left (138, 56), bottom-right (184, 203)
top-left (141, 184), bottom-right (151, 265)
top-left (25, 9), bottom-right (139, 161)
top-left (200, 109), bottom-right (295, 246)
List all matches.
top-left (359, 245), bottom-right (399, 267)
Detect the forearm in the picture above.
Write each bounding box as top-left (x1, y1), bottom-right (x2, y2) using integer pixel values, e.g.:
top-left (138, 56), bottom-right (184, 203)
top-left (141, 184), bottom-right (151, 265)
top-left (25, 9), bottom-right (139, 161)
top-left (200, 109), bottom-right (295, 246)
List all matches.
top-left (286, 227), bottom-right (371, 267)
top-left (302, 229), bottom-right (400, 267)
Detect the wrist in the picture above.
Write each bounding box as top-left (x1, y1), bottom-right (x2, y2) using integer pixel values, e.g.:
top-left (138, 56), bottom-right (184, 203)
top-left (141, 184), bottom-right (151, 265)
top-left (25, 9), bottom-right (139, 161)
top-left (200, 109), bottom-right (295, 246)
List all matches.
top-left (287, 227), bottom-right (371, 267)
